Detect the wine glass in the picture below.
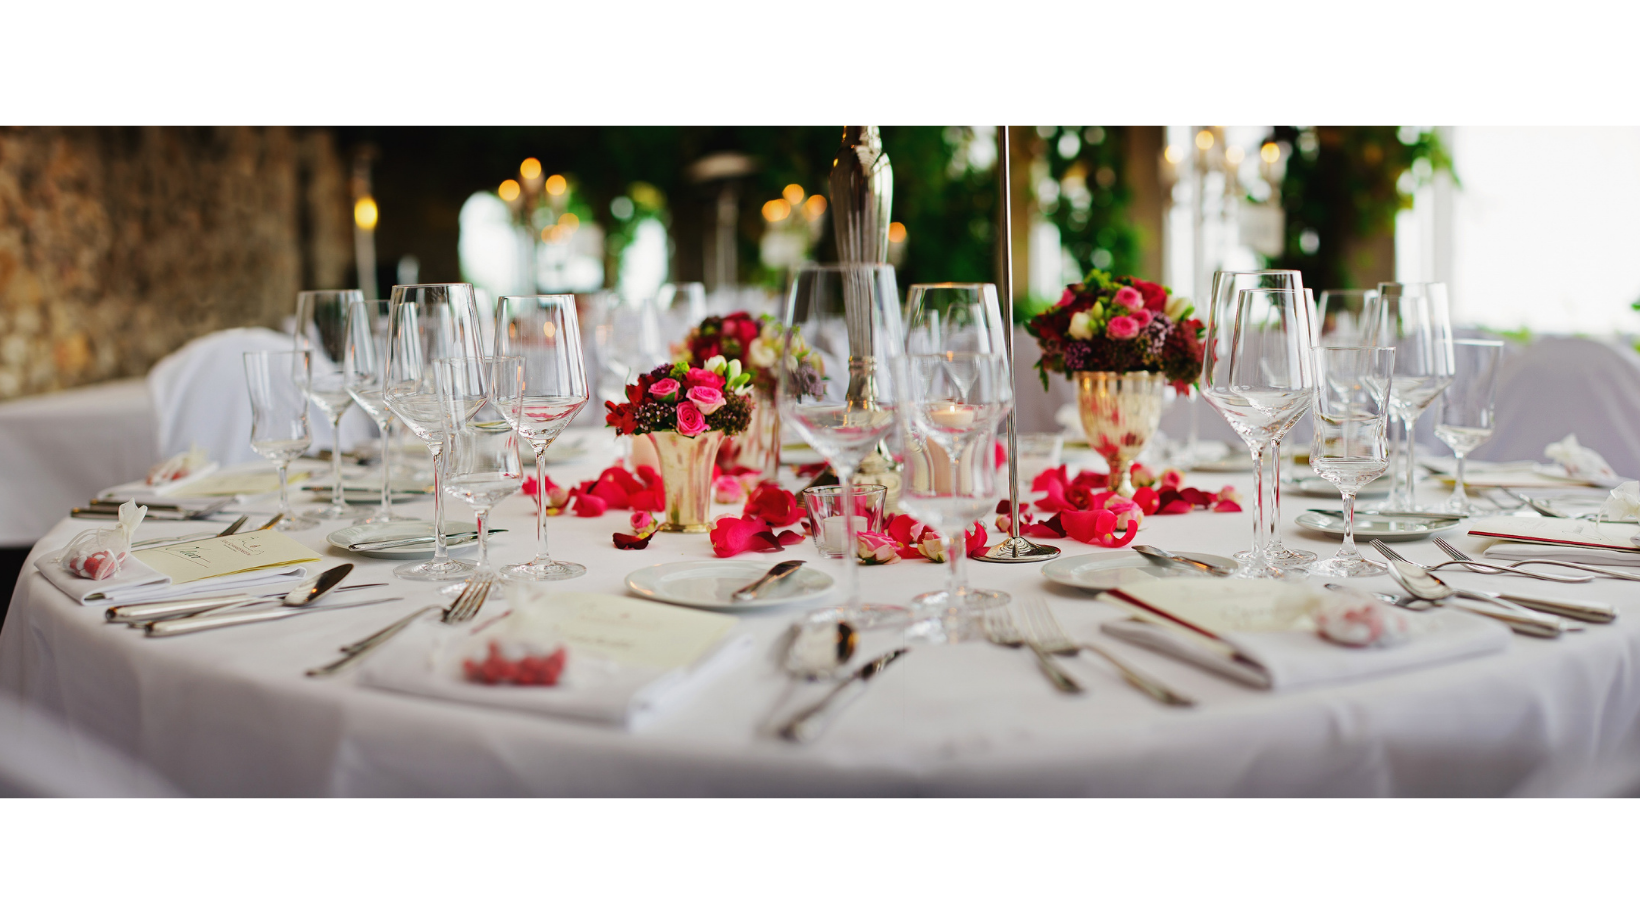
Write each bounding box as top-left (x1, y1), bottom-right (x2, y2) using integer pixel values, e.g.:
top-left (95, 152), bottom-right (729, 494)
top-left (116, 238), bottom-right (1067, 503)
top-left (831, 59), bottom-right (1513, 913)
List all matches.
top-left (242, 350), bottom-right (319, 531)
top-left (1317, 290), bottom-right (1382, 347)
top-left (1201, 287), bottom-right (1316, 578)
top-left (591, 291), bottom-right (668, 461)
top-left (493, 295), bottom-right (589, 581)
top-left (1307, 347), bottom-right (1395, 577)
top-left (343, 299), bottom-right (413, 525)
top-left (383, 283), bottom-right (485, 582)
top-left (294, 289), bottom-right (365, 519)
top-left (1434, 339), bottom-right (1503, 515)
top-left (1376, 284), bottom-right (1455, 512)
top-left (655, 281), bottom-right (708, 351)
top-left (900, 282), bottom-right (1013, 621)
top-left (779, 263), bottom-right (906, 628)
top-left (436, 357), bottom-right (520, 578)
top-left (1208, 270), bottom-right (1314, 567)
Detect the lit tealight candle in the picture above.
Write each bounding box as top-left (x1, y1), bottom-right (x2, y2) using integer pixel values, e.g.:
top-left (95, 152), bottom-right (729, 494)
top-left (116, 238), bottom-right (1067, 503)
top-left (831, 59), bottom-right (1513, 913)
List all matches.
top-left (820, 514), bottom-right (869, 555)
top-left (928, 403), bottom-right (975, 429)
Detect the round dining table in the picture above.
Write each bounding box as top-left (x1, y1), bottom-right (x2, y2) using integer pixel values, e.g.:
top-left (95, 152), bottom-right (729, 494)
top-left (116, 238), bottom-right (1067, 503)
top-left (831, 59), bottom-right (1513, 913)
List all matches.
top-left (4, 439), bottom-right (1639, 797)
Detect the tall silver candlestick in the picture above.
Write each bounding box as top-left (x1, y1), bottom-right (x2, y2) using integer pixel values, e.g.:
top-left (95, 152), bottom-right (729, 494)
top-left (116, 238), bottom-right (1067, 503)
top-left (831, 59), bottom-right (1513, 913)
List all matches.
top-left (980, 126), bottom-right (1060, 563)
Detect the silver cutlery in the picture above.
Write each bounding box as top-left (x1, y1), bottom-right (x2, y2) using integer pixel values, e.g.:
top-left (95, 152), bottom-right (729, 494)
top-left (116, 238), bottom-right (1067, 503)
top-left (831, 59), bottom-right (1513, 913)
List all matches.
top-left (145, 594), bottom-right (401, 637)
top-left (1372, 542), bottom-right (1563, 638)
top-left (1021, 597), bottom-right (1194, 707)
top-left (1413, 537), bottom-right (1592, 583)
top-left (732, 560), bottom-right (804, 602)
top-left (89, 497), bottom-right (234, 515)
top-left (142, 564), bottom-right (356, 635)
top-left (257, 513), bottom-right (284, 531)
top-left (781, 618), bottom-right (858, 681)
top-left (305, 577), bottom-right (494, 678)
top-left (106, 581), bottom-right (388, 624)
top-left (1501, 487), bottom-right (1570, 518)
top-left (1132, 544), bottom-right (1234, 577)
top-left (346, 530), bottom-right (504, 552)
top-left (983, 608), bottom-right (1082, 693)
top-left (777, 647), bottom-right (909, 743)
top-left (128, 514), bottom-right (251, 551)
top-left (1306, 508), bottom-right (1461, 523)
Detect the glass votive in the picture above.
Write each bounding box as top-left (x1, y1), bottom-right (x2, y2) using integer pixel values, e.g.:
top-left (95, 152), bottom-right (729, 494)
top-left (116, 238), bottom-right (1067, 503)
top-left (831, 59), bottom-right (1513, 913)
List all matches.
top-left (1012, 432), bottom-right (1064, 485)
top-left (801, 483), bottom-right (887, 558)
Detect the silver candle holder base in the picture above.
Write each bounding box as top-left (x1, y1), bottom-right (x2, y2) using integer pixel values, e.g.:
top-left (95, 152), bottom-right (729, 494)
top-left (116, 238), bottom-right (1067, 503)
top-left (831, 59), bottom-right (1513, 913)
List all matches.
top-left (977, 535), bottom-right (1060, 563)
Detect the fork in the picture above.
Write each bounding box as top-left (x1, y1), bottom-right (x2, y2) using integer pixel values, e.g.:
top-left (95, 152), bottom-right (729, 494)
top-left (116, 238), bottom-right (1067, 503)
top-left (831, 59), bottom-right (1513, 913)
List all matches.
top-left (305, 578), bottom-right (493, 677)
top-left (1432, 536), bottom-right (1632, 582)
top-left (982, 608), bottom-right (1082, 694)
top-left (1021, 598), bottom-right (1195, 707)
top-left (1370, 538), bottom-right (1590, 583)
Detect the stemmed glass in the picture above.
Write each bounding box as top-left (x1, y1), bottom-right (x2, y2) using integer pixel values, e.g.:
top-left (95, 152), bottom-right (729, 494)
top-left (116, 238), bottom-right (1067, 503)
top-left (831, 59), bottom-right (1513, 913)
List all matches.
top-left (655, 281), bottom-right (708, 350)
top-left (343, 299), bottom-right (413, 525)
top-left (1307, 347), bottom-right (1395, 577)
top-left (1201, 287), bottom-right (1317, 578)
top-left (294, 289), bottom-right (365, 519)
top-left (1208, 270), bottom-right (1314, 568)
top-left (493, 295), bottom-right (589, 581)
top-left (1317, 290), bottom-right (1381, 347)
top-left (779, 263), bottom-right (906, 628)
top-left (901, 282), bottom-right (1013, 619)
top-left (436, 357), bottom-right (521, 578)
top-left (592, 292), bottom-right (668, 462)
top-left (383, 283), bottom-right (485, 582)
top-left (1376, 284), bottom-right (1455, 512)
top-left (242, 350), bottom-right (319, 531)
top-left (1434, 339), bottom-right (1503, 515)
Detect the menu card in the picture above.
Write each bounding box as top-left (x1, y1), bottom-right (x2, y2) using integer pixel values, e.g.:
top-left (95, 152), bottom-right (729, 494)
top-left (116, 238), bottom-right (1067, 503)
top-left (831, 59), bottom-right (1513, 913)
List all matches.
top-left (133, 530), bottom-right (322, 584)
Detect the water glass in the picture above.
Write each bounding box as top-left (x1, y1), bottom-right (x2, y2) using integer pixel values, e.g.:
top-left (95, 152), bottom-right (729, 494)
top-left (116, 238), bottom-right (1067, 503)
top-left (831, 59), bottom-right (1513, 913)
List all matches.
top-left (295, 289), bottom-right (365, 519)
top-left (801, 484), bottom-right (886, 558)
top-left (243, 350), bottom-right (318, 531)
top-left (1376, 282), bottom-right (1454, 512)
top-left (1307, 347), bottom-right (1395, 577)
top-left (1435, 339), bottom-right (1503, 515)
top-left (437, 357), bottom-right (521, 577)
top-left (344, 298), bottom-right (413, 525)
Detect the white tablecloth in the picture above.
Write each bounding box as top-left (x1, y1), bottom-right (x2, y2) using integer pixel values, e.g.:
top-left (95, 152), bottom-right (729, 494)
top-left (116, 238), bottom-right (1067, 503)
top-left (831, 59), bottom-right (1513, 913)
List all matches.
top-left (0, 379), bottom-right (156, 546)
top-left (5, 441), bottom-right (1640, 796)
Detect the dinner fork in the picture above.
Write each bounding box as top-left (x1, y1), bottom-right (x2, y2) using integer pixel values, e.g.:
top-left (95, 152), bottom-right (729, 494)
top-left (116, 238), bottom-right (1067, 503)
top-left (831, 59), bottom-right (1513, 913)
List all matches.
top-left (1369, 538), bottom-right (1590, 583)
top-left (982, 608), bottom-right (1082, 694)
top-left (304, 578), bottom-right (493, 677)
top-left (1430, 536), bottom-right (1640, 582)
top-left (1020, 598), bottom-right (1195, 707)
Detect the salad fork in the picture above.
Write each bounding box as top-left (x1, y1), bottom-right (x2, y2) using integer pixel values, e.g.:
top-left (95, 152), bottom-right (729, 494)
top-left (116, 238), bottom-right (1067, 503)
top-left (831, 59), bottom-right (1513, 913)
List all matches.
top-left (305, 577), bottom-right (493, 677)
top-left (1369, 538), bottom-right (1590, 583)
top-left (982, 608), bottom-right (1081, 694)
top-left (1021, 598), bottom-right (1194, 707)
top-left (1431, 537), bottom-right (1638, 582)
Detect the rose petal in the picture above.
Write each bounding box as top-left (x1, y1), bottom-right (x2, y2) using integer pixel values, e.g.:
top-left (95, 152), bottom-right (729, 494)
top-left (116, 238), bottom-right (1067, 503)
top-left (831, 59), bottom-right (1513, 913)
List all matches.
top-left (612, 532), bottom-right (652, 550)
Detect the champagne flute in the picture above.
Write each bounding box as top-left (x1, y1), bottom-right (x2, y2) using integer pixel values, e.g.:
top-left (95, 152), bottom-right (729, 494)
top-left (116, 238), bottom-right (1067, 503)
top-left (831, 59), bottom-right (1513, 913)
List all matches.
top-left (1434, 339), bottom-right (1503, 515)
top-left (383, 283), bottom-right (485, 582)
top-left (1307, 347), bottom-right (1395, 577)
top-left (493, 295), bottom-right (589, 581)
top-left (242, 350), bottom-right (319, 531)
top-left (1208, 270), bottom-right (1314, 567)
top-left (437, 357), bottom-right (520, 577)
top-left (1376, 284), bottom-right (1455, 512)
top-left (294, 289), bottom-right (365, 519)
top-left (343, 299), bottom-right (413, 524)
top-left (1201, 287), bottom-right (1316, 578)
top-left (901, 282), bottom-right (1013, 620)
top-left (779, 263), bottom-right (906, 628)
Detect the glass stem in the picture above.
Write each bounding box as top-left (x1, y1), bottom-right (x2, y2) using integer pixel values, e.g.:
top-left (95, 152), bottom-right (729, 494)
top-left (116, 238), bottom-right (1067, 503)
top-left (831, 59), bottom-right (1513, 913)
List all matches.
top-left (1404, 411), bottom-right (1421, 510)
top-left (378, 423), bottom-right (393, 515)
top-left (1452, 450), bottom-right (1468, 511)
top-left (532, 441), bottom-right (553, 565)
top-left (429, 439), bottom-right (448, 566)
top-left (1386, 414), bottom-right (1405, 509)
top-left (837, 464), bottom-right (860, 613)
top-left (276, 461), bottom-right (292, 517)
top-left (330, 412), bottom-right (346, 508)
top-left (1267, 437), bottom-right (1284, 551)
top-left (475, 507), bottom-right (491, 572)
top-left (1249, 443), bottom-right (1267, 561)
top-left (1340, 489), bottom-right (1359, 560)
top-left (947, 527), bottom-right (966, 604)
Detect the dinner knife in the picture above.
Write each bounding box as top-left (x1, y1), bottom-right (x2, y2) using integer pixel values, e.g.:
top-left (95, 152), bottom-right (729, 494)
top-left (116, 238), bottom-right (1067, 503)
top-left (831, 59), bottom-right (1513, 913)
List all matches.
top-left (144, 596), bottom-right (402, 637)
top-left (105, 583), bottom-right (389, 623)
top-left (778, 648), bottom-right (909, 743)
top-left (348, 530), bottom-right (505, 552)
top-left (732, 560), bottom-right (804, 601)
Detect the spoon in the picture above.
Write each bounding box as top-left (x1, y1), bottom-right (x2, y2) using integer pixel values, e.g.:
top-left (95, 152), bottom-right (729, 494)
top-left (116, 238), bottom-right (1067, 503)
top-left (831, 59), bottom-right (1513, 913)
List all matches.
top-left (733, 560), bottom-right (804, 602)
top-left (1132, 545), bottom-right (1234, 577)
top-left (140, 564), bottom-right (357, 635)
top-left (1384, 559), bottom-right (1563, 638)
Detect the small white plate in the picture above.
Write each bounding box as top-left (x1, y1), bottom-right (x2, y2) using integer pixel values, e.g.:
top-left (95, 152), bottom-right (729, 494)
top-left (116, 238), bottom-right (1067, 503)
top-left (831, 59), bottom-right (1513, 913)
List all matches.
top-left (1041, 549), bottom-right (1238, 592)
top-left (1295, 511), bottom-right (1458, 542)
top-left (327, 521), bottom-right (480, 560)
top-left (624, 560), bottom-right (834, 611)
top-left (1284, 477), bottom-right (1391, 498)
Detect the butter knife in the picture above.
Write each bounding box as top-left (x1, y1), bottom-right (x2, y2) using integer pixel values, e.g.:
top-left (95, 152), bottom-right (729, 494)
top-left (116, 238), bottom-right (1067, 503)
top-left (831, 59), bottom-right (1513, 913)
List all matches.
top-left (732, 560), bottom-right (804, 601)
top-left (778, 647), bottom-right (909, 743)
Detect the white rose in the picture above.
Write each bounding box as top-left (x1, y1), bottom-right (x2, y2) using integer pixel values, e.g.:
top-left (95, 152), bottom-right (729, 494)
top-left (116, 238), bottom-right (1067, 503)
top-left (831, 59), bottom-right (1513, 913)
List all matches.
top-left (1164, 295), bottom-right (1192, 321)
top-left (748, 338), bottom-right (777, 368)
top-left (1067, 310), bottom-right (1094, 341)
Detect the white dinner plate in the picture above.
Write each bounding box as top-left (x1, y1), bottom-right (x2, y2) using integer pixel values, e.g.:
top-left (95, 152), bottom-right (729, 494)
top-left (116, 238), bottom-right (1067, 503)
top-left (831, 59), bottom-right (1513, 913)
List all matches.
top-left (1284, 476), bottom-right (1391, 499)
top-left (1294, 511), bottom-right (1459, 542)
top-left (624, 560), bottom-right (834, 611)
top-left (1041, 549), bottom-right (1237, 592)
top-left (327, 521), bottom-right (480, 560)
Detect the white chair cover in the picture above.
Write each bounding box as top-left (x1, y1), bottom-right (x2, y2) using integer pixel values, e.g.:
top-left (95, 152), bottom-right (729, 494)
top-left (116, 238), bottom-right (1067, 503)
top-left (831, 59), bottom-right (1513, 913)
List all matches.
top-left (1470, 337), bottom-right (1640, 478)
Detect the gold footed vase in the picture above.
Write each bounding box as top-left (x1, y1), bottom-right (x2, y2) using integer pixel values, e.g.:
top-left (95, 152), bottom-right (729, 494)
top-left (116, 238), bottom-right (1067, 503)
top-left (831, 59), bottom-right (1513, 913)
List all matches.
top-left (649, 429), bottom-right (727, 532)
top-left (1075, 371), bottom-right (1166, 497)
top-left (723, 388), bottom-right (780, 480)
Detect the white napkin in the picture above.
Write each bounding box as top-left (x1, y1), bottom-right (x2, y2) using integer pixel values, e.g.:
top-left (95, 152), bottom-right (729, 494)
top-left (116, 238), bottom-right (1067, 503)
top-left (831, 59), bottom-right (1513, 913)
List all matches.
top-left (358, 600), bottom-right (754, 730)
top-left (1468, 515), bottom-right (1640, 567)
top-left (34, 555), bottom-right (309, 606)
top-left (1545, 434), bottom-right (1623, 487)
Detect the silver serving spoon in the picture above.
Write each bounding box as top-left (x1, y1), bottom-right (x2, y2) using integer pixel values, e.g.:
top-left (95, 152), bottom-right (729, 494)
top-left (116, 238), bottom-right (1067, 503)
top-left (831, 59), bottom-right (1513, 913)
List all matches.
top-left (1384, 559), bottom-right (1563, 638)
top-left (732, 560), bottom-right (804, 601)
top-left (1132, 545), bottom-right (1234, 577)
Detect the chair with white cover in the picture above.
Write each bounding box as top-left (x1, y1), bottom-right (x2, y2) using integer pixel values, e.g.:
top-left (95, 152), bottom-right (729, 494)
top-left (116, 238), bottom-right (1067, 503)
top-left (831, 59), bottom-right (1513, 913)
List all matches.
top-left (148, 327), bottom-right (375, 467)
top-left (1469, 336), bottom-right (1640, 479)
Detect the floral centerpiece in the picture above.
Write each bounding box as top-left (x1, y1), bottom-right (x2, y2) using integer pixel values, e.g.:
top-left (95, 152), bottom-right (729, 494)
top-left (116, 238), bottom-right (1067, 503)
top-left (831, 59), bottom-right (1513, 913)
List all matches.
top-left (677, 311), bottom-right (792, 476)
top-left (605, 357), bottom-right (754, 532)
top-left (1025, 269), bottom-right (1204, 496)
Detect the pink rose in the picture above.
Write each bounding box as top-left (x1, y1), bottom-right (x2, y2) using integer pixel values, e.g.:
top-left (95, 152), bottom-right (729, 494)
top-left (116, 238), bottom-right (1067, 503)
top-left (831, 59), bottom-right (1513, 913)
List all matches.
top-left (687, 385), bottom-right (726, 416)
top-left (856, 531), bottom-right (902, 565)
top-left (685, 368), bottom-right (724, 390)
top-left (713, 474), bottom-right (748, 504)
top-left (1112, 286), bottom-right (1144, 309)
top-left (1053, 287), bottom-right (1077, 309)
top-left (675, 402), bottom-right (708, 437)
top-left (648, 378), bottom-right (680, 400)
top-left (1125, 308), bottom-right (1152, 327)
top-left (1106, 315), bottom-right (1141, 340)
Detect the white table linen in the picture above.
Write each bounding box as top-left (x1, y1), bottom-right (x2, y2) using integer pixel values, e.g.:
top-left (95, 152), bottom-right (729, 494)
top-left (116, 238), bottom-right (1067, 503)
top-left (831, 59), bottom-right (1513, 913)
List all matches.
top-left (6, 442), bottom-right (1640, 796)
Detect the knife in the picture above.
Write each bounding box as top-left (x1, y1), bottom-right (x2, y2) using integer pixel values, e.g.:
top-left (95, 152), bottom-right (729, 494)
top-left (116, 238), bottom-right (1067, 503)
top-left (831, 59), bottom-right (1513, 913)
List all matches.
top-left (144, 595), bottom-right (402, 637)
top-left (105, 581), bottom-right (388, 624)
top-left (778, 648), bottom-right (909, 743)
top-left (1306, 508), bottom-right (1461, 522)
top-left (732, 560), bottom-right (804, 601)
top-left (126, 564), bottom-right (354, 629)
top-left (1467, 530), bottom-right (1640, 554)
top-left (1131, 545), bottom-right (1234, 577)
top-left (348, 530), bottom-right (505, 552)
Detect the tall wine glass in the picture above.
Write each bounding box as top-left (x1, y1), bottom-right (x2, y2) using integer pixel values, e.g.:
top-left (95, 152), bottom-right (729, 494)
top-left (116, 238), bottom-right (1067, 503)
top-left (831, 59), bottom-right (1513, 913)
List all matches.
top-left (1208, 270), bottom-right (1314, 567)
top-left (1201, 287), bottom-right (1316, 578)
top-left (294, 289), bottom-right (365, 519)
top-left (243, 350), bottom-right (318, 531)
top-left (437, 357), bottom-right (520, 578)
top-left (592, 291), bottom-right (667, 461)
top-left (1307, 347), bottom-right (1395, 577)
top-left (383, 283), bottom-right (485, 582)
top-left (493, 295), bottom-right (589, 581)
top-left (1317, 290), bottom-right (1381, 347)
top-left (780, 263), bottom-right (906, 628)
top-left (655, 281), bottom-right (708, 351)
top-left (343, 299), bottom-right (413, 525)
top-left (1435, 339), bottom-right (1502, 515)
top-left (901, 282), bottom-right (1013, 620)
top-left (1376, 284), bottom-right (1455, 512)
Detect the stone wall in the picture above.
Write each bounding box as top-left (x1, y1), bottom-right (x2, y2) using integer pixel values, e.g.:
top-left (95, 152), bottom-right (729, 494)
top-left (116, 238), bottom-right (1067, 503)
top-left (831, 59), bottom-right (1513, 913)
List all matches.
top-left (0, 127), bottom-right (352, 399)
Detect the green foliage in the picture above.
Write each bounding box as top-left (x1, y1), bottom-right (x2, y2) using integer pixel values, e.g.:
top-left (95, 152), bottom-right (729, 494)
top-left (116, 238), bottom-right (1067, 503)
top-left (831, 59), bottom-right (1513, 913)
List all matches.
top-left (1035, 126), bottom-right (1140, 282)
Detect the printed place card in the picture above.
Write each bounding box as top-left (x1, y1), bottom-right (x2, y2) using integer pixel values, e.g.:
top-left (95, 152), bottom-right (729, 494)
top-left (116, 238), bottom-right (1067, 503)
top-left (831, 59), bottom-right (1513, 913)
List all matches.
top-left (507, 590), bottom-right (737, 671)
top-left (1115, 578), bottom-right (1324, 636)
top-left (133, 530), bottom-right (323, 584)
top-left (182, 469), bottom-right (312, 497)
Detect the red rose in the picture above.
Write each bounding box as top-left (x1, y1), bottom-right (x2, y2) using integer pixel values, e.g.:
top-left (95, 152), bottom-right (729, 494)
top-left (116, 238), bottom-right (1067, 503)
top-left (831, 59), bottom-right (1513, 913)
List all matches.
top-left (684, 367), bottom-right (724, 391)
top-left (743, 484), bottom-right (802, 527)
top-left (1131, 279), bottom-right (1168, 313)
top-left (675, 402), bottom-right (708, 437)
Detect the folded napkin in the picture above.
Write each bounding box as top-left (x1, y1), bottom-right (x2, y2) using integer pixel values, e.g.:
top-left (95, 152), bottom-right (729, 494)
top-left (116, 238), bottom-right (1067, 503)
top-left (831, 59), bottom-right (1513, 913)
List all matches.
top-left (358, 592), bottom-right (753, 729)
top-left (35, 554), bottom-right (309, 606)
top-left (1101, 579), bottom-right (1510, 690)
top-left (1545, 434), bottom-right (1622, 485)
top-left (1469, 515), bottom-right (1640, 567)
